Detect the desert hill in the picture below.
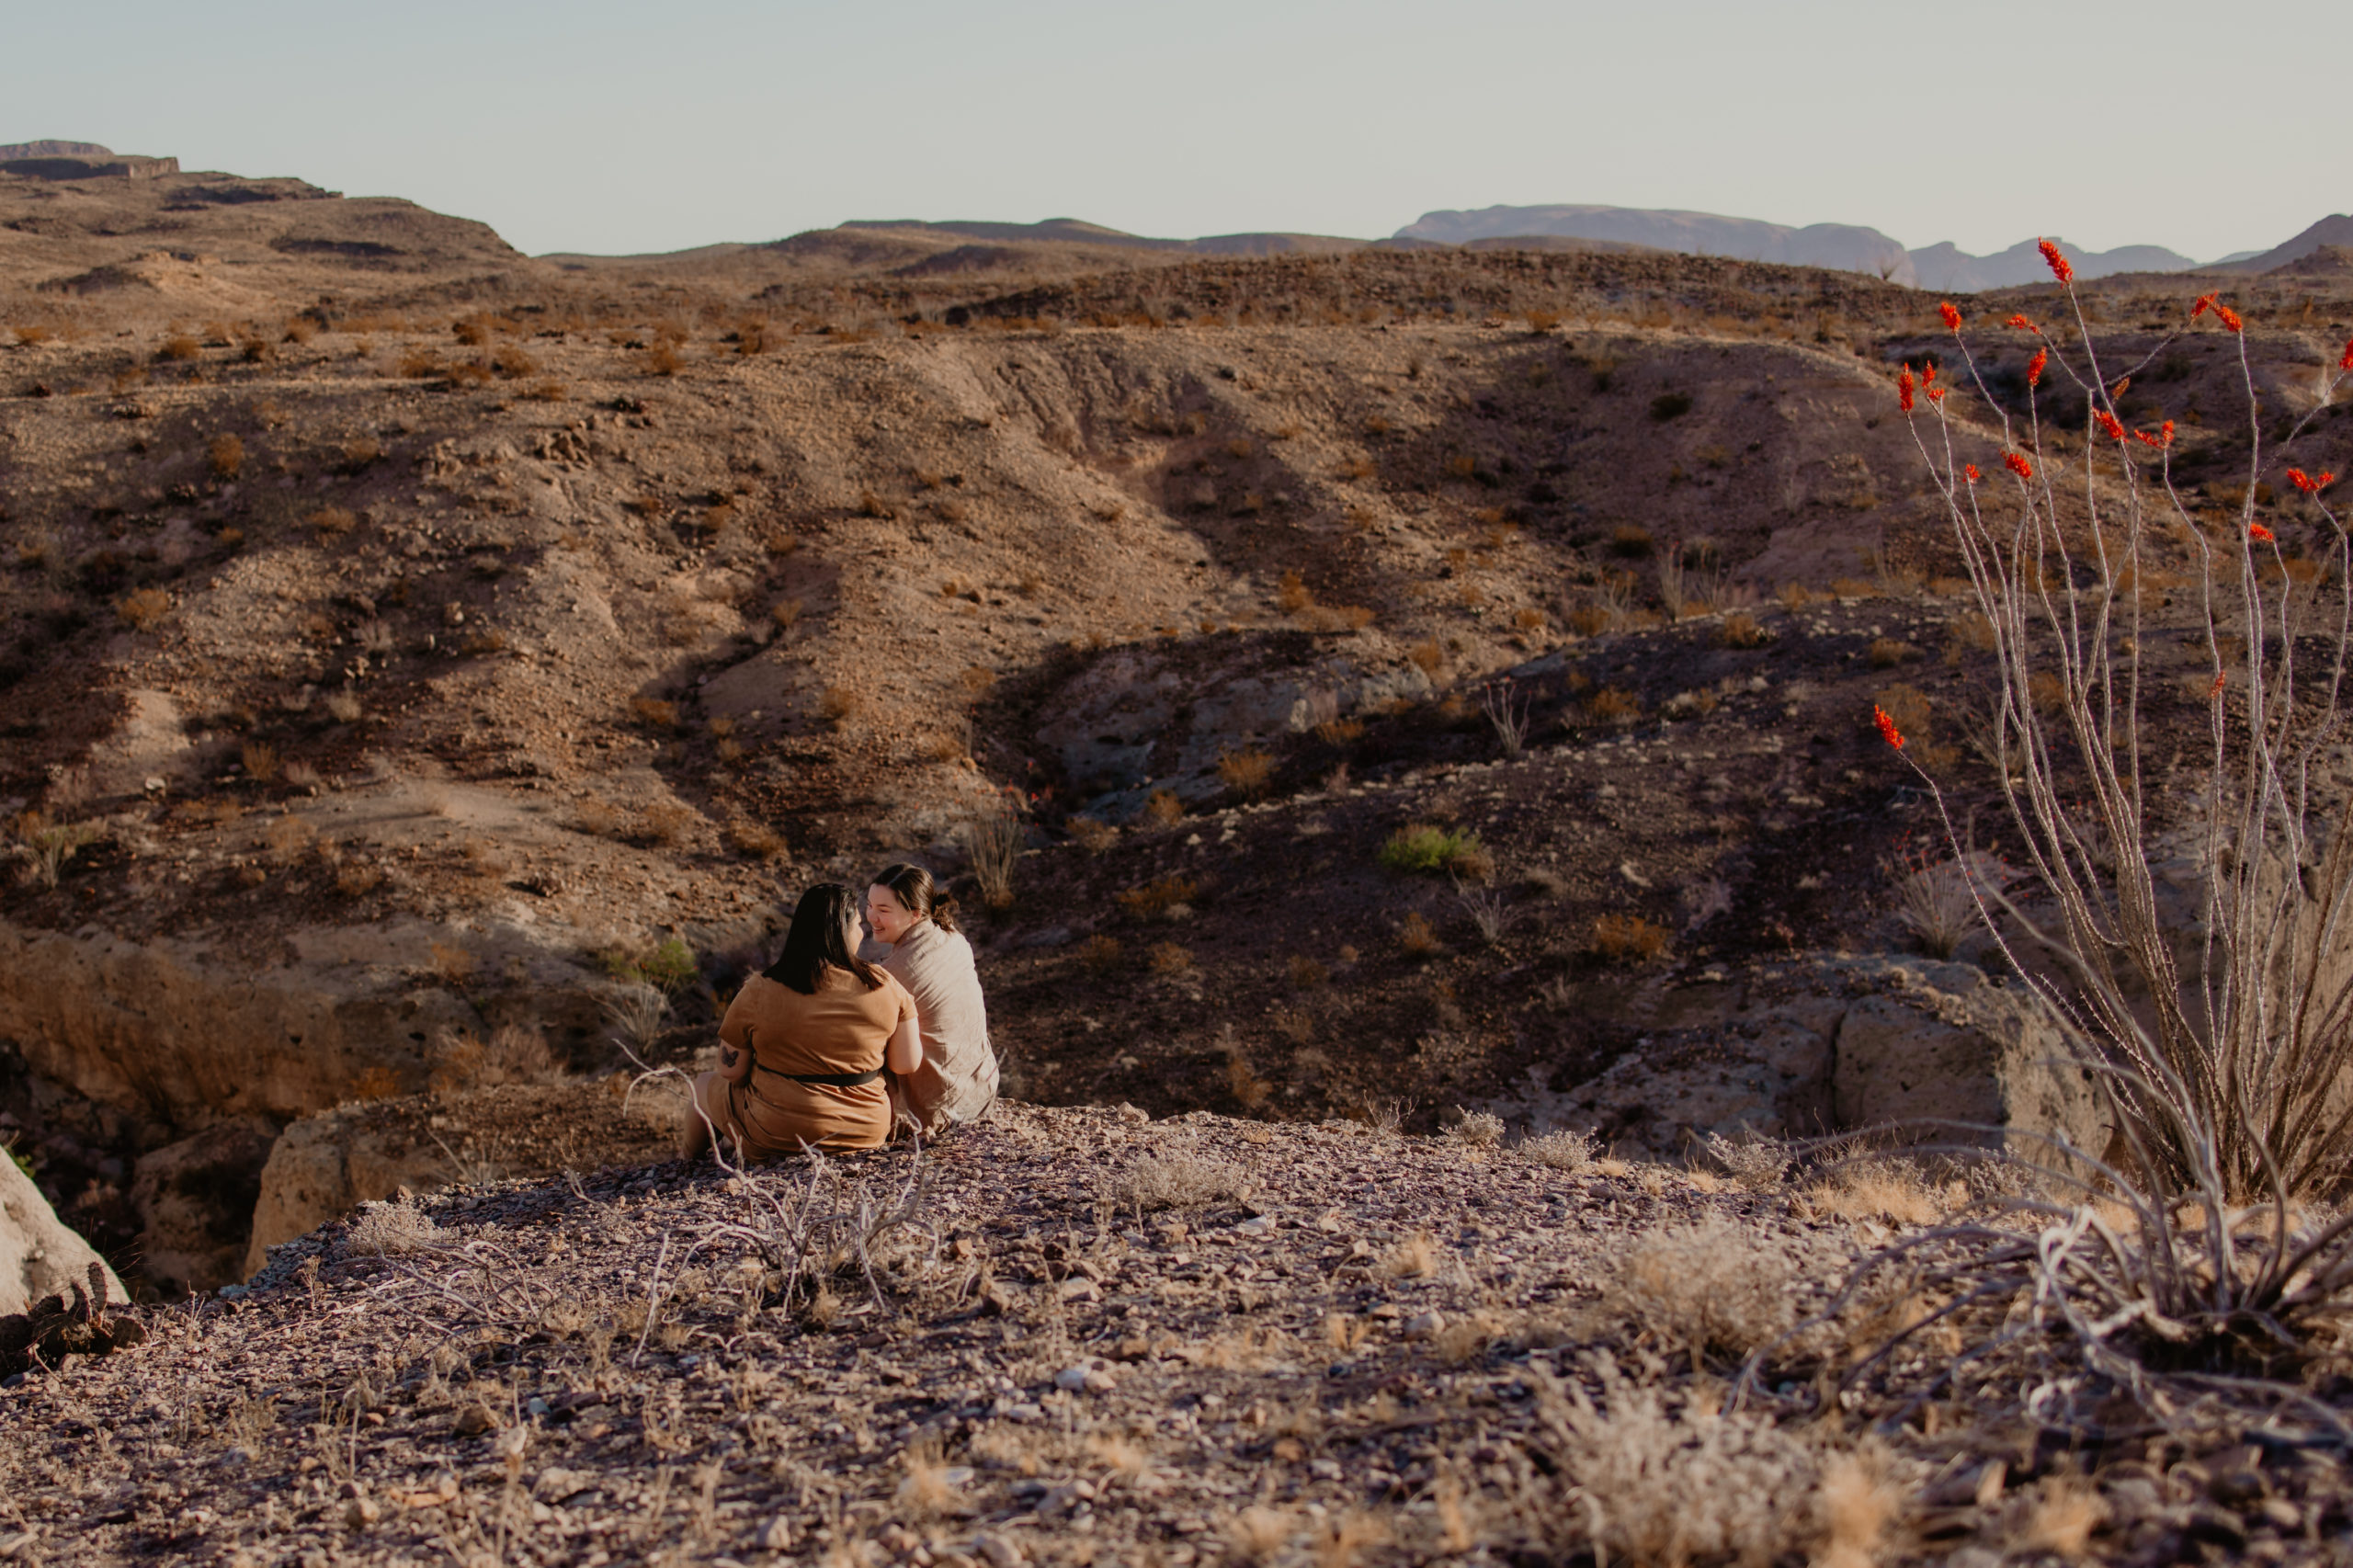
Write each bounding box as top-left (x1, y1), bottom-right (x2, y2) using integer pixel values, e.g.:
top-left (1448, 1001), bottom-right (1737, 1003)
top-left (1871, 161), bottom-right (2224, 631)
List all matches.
top-left (2, 154), bottom-right (2350, 1311)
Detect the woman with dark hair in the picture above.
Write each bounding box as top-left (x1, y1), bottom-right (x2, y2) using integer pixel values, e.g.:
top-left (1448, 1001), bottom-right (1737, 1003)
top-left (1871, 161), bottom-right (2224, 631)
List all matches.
top-left (864, 863), bottom-right (999, 1133)
top-left (688, 882), bottom-right (921, 1157)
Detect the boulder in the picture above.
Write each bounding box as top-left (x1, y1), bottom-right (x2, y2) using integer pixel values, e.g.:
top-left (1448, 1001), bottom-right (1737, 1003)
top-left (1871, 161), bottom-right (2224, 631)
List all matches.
top-left (1830, 956), bottom-right (2106, 1156)
top-left (1488, 952), bottom-right (2106, 1160)
top-left (242, 1109), bottom-right (451, 1280)
top-left (2, 1149), bottom-right (126, 1317)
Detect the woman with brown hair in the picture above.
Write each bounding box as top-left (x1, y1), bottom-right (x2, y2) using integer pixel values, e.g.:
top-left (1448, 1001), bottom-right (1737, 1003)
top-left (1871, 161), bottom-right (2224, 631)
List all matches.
top-left (864, 863), bottom-right (999, 1134)
top-left (688, 882), bottom-right (921, 1158)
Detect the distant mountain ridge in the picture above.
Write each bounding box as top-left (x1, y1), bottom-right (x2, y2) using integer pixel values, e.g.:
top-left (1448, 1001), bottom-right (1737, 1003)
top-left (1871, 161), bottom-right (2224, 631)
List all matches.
top-left (1909, 236), bottom-right (2199, 290)
top-left (2215, 215), bottom-right (2353, 274)
top-left (1396, 204), bottom-right (1918, 285)
top-left (0, 140), bottom-right (113, 161)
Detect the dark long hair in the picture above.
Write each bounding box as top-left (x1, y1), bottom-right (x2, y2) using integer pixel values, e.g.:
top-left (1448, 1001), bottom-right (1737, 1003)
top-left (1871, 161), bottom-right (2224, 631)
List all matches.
top-left (763, 883), bottom-right (885, 995)
top-left (871, 862), bottom-right (960, 934)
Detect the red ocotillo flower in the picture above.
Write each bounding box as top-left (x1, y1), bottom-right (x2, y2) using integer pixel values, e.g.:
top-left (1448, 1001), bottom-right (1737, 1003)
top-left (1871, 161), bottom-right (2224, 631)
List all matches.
top-left (1964, 463), bottom-right (1982, 483)
top-left (1873, 705), bottom-right (1905, 751)
top-left (2289, 469), bottom-right (2337, 494)
top-left (2038, 238), bottom-right (2075, 284)
top-left (2218, 303), bottom-right (2245, 333)
top-left (2341, 339), bottom-right (2353, 371)
top-left (1939, 301), bottom-right (1962, 331)
top-left (2109, 376), bottom-right (2131, 398)
top-left (2006, 312), bottom-right (2037, 331)
top-left (2028, 348), bottom-right (2048, 387)
top-left (2211, 670), bottom-right (2228, 699)
top-left (1898, 366), bottom-right (1915, 413)
top-left (2096, 410), bottom-right (2127, 441)
top-left (2251, 522), bottom-right (2277, 543)
top-left (2005, 451), bottom-right (2034, 480)
top-left (2134, 420), bottom-right (2176, 449)
top-left (1927, 387), bottom-right (1946, 403)
top-left (2192, 293), bottom-right (2218, 320)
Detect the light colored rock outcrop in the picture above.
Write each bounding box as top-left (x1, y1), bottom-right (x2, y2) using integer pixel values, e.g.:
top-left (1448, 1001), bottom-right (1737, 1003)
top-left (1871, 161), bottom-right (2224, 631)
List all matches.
top-left (1489, 953), bottom-right (2106, 1160)
top-left (2, 1152), bottom-right (126, 1316)
top-left (242, 1108), bottom-right (453, 1280)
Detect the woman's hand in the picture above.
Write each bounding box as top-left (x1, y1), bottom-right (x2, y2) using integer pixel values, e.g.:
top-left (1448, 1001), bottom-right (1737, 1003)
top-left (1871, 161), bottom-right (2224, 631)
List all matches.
top-left (885, 1010), bottom-right (923, 1076)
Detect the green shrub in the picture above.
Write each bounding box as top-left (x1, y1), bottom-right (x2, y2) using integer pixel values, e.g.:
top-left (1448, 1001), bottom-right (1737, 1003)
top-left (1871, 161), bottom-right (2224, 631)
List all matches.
top-left (1380, 824), bottom-right (1483, 877)
top-left (593, 936), bottom-right (699, 993)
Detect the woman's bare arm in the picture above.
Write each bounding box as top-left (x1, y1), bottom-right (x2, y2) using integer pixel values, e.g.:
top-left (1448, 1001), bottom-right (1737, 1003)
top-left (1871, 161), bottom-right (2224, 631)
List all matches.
top-left (885, 1008), bottom-right (923, 1076)
top-left (717, 995), bottom-right (756, 1084)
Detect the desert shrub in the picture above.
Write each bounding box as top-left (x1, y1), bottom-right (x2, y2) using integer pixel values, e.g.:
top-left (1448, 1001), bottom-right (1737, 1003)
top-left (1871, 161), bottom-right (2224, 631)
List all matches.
top-left (1078, 934), bottom-right (1123, 974)
top-left (342, 1199), bottom-right (442, 1258)
top-left (1065, 815), bottom-right (1118, 854)
top-left (1103, 1147), bottom-right (1249, 1212)
top-left (1118, 875), bottom-right (1199, 919)
top-left (1380, 824), bottom-right (1483, 877)
top-left (306, 506), bottom-right (357, 538)
top-left (645, 342), bottom-right (684, 376)
top-left (1521, 1128), bottom-right (1595, 1171)
top-left (1581, 687), bottom-right (1641, 727)
top-left (1216, 747), bottom-right (1275, 799)
top-left (207, 434), bottom-right (244, 481)
top-left (115, 587), bottom-right (170, 630)
top-left (241, 740), bottom-right (279, 782)
top-left (1141, 789), bottom-right (1184, 827)
top-left (818, 686), bottom-right (862, 727)
top-left (1285, 954), bottom-right (1327, 988)
top-left (630, 696), bottom-right (679, 729)
top-left (157, 334), bottom-right (200, 362)
top-left (1866, 637), bottom-right (1916, 668)
top-left (1397, 910), bottom-right (1443, 957)
top-left (1803, 1156), bottom-right (1946, 1227)
top-left (1884, 842), bottom-right (2008, 958)
top-left (1600, 1218), bottom-right (1801, 1362)
top-left (727, 818), bottom-right (790, 862)
top-left (1719, 611), bottom-right (1768, 649)
top-left (593, 937), bottom-right (698, 994)
top-left (961, 796), bottom-right (1022, 908)
top-left (1275, 571), bottom-right (1312, 613)
top-left (1148, 941), bottom-right (1194, 975)
top-left (1702, 1129), bottom-right (1796, 1188)
top-left (1444, 1109), bottom-right (1505, 1147)
top-left (1532, 1366), bottom-right (1831, 1566)
top-left (1591, 913), bottom-right (1669, 964)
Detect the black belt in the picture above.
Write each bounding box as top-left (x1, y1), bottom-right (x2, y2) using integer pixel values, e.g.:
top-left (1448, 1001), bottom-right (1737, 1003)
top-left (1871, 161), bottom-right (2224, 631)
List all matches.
top-left (756, 1063), bottom-right (885, 1088)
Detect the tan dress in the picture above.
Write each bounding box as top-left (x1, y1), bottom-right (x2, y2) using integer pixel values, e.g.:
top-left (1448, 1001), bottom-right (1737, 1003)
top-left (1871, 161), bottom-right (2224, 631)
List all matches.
top-left (712, 967), bottom-right (916, 1154)
top-left (876, 921), bottom-right (999, 1133)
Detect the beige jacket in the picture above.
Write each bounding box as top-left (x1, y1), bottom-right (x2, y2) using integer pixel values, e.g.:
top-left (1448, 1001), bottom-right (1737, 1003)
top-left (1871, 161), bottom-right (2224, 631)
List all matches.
top-left (874, 921), bottom-right (998, 1131)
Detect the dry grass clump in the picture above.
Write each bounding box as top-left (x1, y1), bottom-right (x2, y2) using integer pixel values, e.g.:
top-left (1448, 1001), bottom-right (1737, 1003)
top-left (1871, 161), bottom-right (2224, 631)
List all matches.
top-left (208, 434), bottom-right (244, 480)
top-left (1216, 747), bottom-right (1276, 799)
top-left (1804, 1157), bottom-right (1948, 1227)
top-left (342, 1197), bottom-right (442, 1258)
top-left (1590, 913), bottom-right (1669, 964)
top-left (1701, 1129), bottom-right (1794, 1189)
top-left (1599, 1218), bottom-right (1802, 1363)
top-left (961, 797), bottom-right (1023, 908)
top-left (1521, 1129), bottom-right (1595, 1171)
top-left (1536, 1367), bottom-right (1827, 1568)
top-left (1104, 1147), bottom-right (1250, 1212)
top-left (1118, 875), bottom-right (1199, 920)
top-left (1141, 789), bottom-right (1184, 827)
top-left (1065, 815), bottom-right (1118, 854)
top-left (115, 587), bottom-right (170, 630)
top-left (1444, 1108), bottom-right (1506, 1147)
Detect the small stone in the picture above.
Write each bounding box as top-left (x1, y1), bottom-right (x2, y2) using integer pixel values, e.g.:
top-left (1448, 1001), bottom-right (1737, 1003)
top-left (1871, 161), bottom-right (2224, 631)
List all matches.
top-left (1404, 1312), bottom-right (1446, 1339)
top-left (1115, 1103), bottom-right (1150, 1123)
top-left (756, 1517), bottom-right (794, 1551)
top-left (2256, 1497), bottom-right (2301, 1531)
top-left (972, 1534), bottom-right (1025, 1568)
top-left (1084, 1369), bottom-right (1117, 1394)
top-left (1053, 1365), bottom-right (1093, 1392)
top-left (452, 1403), bottom-right (497, 1436)
top-left (343, 1497), bottom-right (381, 1528)
top-left (1056, 1278), bottom-right (1100, 1303)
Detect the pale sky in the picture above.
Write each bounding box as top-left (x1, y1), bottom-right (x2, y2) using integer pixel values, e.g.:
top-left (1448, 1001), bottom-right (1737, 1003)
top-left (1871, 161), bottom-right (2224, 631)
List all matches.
top-left (6, 0), bottom-right (2343, 263)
